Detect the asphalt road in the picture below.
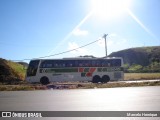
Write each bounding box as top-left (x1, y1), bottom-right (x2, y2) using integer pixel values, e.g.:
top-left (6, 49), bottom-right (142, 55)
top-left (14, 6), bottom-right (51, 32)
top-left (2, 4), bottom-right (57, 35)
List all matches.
top-left (0, 86), bottom-right (160, 120)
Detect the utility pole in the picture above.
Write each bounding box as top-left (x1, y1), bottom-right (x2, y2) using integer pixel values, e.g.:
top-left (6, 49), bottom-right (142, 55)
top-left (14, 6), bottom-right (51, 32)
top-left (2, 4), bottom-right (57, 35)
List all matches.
top-left (103, 34), bottom-right (108, 57)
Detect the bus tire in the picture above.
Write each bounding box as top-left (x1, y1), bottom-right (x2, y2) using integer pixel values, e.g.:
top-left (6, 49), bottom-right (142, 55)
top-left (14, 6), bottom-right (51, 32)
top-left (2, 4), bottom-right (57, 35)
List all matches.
top-left (101, 75), bottom-right (110, 83)
top-left (40, 76), bottom-right (50, 85)
top-left (92, 75), bottom-right (101, 83)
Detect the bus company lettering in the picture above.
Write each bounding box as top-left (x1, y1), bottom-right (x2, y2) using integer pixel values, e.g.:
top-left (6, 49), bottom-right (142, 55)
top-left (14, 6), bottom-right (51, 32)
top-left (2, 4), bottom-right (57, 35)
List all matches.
top-left (78, 68), bottom-right (96, 73)
top-left (98, 67), bottom-right (121, 72)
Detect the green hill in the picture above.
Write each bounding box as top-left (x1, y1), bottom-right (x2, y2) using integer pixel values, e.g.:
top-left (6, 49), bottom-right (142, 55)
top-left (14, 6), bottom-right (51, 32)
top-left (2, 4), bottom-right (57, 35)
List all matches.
top-left (108, 46), bottom-right (160, 72)
top-left (0, 58), bottom-right (27, 84)
top-left (17, 62), bottom-right (28, 68)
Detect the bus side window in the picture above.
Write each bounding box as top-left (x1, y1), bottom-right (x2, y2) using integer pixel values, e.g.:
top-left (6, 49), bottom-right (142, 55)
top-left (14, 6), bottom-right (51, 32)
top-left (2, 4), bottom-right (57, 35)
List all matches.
top-left (88, 60), bottom-right (91, 67)
top-left (66, 61), bottom-right (72, 67)
top-left (54, 60), bottom-right (61, 67)
top-left (103, 61), bottom-right (108, 67)
top-left (96, 61), bottom-right (100, 67)
top-left (79, 63), bottom-right (83, 67)
top-left (86, 60), bottom-right (91, 67)
top-left (69, 63), bottom-right (73, 67)
top-left (78, 60), bottom-right (83, 67)
top-left (107, 60), bottom-right (111, 67)
top-left (60, 61), bottom-right (66, 67)
top-left (40, 61), bottom-right (46, 68)
top-left (102, 62), bottom-right (105, 67)
top-left (42, 64), bottom-right (45, 68)
top-left (58, 61), bottom-right (64, 67)
top-left (91, 60), bottom-right (95, 67)
top-left (41, 63), bottom-right (45, 68)
top-left (116, 59), bottom-right (121, 66)
top-left (62, 63), bottom-right (66, 67)
top-left (46, 64), bottom-right (52, 68)
top-left (84, 60), bottom-right (89, 67)
top-left (54, 61), bottom-right (58, 67)
top-left (75, 61), bottom-right (78, 67)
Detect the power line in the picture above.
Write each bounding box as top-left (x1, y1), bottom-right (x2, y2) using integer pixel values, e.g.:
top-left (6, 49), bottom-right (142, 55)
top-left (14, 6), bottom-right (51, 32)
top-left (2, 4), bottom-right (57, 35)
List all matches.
top-left (13, 39), bottom-right (101, 61)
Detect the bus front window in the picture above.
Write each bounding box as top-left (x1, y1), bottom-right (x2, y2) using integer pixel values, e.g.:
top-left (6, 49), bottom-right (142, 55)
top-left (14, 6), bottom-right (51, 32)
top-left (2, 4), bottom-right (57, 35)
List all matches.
top-left (27, 60), bottom-right (40, 76)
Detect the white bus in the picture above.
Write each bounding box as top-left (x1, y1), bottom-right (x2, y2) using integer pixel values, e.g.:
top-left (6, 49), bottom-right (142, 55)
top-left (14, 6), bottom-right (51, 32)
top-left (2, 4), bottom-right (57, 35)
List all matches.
top-left (26, 57), bottom-right (124, 85)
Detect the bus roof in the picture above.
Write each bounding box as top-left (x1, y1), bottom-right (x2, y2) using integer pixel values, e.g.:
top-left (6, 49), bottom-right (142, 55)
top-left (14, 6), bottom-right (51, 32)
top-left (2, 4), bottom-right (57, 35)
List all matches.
top-left (30, 56), bottom-right (123, 61)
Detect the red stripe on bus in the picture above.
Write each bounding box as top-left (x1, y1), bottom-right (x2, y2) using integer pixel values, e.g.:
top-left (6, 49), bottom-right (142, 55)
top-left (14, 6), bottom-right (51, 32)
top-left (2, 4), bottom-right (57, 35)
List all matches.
top-left (86, 72), bottom-right (92, 77)
top-left (89, 68), bottom-right (96, 73)
top-left (79, 68), bottom-right (84, 72)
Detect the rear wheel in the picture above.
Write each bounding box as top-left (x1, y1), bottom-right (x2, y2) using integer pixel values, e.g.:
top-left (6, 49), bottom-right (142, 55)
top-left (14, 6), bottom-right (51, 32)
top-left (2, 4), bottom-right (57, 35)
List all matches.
top-left (40, 76), bottom-right (50, 85)
top-left (92, 75), bottom-right (101, 83)
top-left (101, 75), bottom-right (110, 83)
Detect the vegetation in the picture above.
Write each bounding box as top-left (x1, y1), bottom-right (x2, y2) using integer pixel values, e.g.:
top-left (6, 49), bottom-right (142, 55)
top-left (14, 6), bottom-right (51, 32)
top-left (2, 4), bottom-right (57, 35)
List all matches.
top-left (78, 81), bottom-right (160, 89)
top-left (17, 62), bottom-right (28, 69)
top-left (124, 63), bottom-right (160, 73)
top-left (0, 85), bottom-right (34, 91)
top-left (124, 73), bottom-right (160, 80)
top-left (0, 80), bottom-right (160, 91)
top-left (109, 46), bottom-right (160, 73)
top-left (0, 58), bottom-right (27, 84)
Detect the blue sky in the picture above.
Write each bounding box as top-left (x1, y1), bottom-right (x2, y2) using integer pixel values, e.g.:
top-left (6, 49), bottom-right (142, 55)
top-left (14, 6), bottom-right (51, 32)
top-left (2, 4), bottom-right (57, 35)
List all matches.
top-left (0, 0), bottom-right (160, 62)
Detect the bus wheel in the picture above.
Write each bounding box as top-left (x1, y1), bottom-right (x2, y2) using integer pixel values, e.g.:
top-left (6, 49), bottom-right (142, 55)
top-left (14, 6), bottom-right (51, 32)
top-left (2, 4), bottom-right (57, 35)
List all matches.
top-left (101, 75), bottom-right (110, 83)
top-left (40, 76), bottom-right (50, 85)
top-left (92, 75), bottom-right (101, 83)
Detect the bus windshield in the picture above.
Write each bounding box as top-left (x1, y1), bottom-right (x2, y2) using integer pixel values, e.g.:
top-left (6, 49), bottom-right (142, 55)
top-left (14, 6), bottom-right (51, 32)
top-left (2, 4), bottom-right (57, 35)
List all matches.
top-left (27, 60), bottom-right (40, 76)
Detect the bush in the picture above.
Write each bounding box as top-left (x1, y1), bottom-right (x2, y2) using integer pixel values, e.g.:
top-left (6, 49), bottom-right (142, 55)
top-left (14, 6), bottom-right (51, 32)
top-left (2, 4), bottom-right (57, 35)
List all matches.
top-left (128, 64), bottom-right (143, 73)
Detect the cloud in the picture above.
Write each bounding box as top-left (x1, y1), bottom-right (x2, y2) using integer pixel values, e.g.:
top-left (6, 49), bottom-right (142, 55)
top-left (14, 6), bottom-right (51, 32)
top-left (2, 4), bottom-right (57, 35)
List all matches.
top-left (72, 28), bottom-right (89, 36)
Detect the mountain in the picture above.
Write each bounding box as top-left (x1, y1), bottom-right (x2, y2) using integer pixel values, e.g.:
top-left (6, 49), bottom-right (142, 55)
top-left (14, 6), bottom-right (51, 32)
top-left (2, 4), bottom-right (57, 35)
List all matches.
top-left (0, 58), bottom-right (26, 84)
top-left (109, 46), bottom-right (160, 66)
top-left (108, 46), bottom-right (160, 72)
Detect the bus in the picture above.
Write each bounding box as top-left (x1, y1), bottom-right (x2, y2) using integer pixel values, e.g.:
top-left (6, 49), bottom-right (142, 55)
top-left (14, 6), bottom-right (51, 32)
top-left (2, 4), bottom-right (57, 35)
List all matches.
top-left (26, 57), bottom-right (124, 85)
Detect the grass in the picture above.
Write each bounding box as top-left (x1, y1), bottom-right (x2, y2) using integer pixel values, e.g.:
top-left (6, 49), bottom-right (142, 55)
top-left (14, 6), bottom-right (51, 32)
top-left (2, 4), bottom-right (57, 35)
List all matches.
top-left (124, 73), bottom-right (160, 80)
top-left (6, 60), bottom-right (26, 80)
top-left (0, 80), bottom-right (160, 91)
top-left (79, 81), bottom-right (160, 89)
top-left (0, 85), bottom-right (35, 91)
